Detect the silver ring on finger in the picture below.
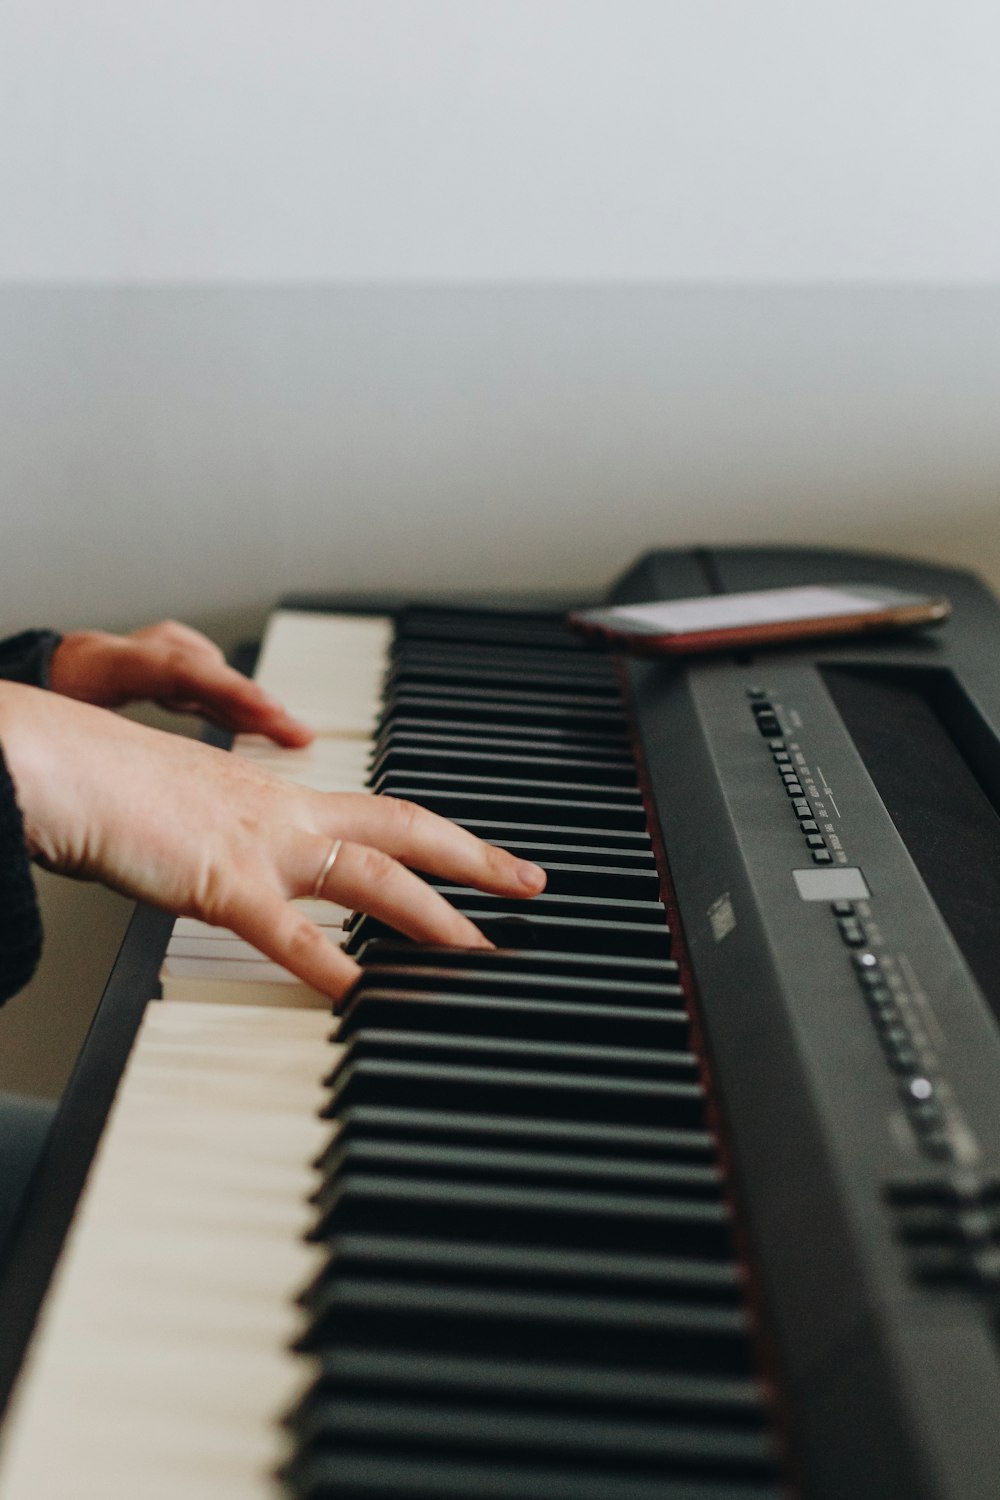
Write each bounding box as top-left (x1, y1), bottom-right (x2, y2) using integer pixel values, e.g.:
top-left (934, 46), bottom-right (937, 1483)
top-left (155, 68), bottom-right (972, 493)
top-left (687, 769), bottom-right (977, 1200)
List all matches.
top-left (311, 838), bottom-right (343, 900)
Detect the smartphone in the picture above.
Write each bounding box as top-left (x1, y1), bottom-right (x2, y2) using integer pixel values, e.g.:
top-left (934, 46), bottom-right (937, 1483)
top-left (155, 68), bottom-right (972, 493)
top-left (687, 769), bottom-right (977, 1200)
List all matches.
top-left (569, 583), bottom-right (951, 656)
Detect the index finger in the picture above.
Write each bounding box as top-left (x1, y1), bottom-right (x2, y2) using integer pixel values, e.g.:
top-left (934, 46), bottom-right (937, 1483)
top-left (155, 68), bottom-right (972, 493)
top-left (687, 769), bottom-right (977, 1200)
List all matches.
top-left (160, 656), bottom-right (315, 748)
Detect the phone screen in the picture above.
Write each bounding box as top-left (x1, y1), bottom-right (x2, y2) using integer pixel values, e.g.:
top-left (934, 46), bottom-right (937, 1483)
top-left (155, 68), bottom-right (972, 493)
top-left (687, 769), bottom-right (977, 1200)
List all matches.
top-left (599, 585), bottom-right (919, 637)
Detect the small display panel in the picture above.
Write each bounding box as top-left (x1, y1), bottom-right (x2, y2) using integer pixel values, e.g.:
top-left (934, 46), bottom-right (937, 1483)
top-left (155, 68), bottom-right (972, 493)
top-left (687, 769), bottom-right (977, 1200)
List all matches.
top-left (793, 867), bottom-right (871, 903)
top-left (822, 667), bottom-right (1000, 1029)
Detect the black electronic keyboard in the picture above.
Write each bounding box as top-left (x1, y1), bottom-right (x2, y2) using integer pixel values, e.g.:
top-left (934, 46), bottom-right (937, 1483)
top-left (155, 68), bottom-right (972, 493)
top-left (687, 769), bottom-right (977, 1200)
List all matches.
top-left (4, 545), bottom-right (1000, 1500)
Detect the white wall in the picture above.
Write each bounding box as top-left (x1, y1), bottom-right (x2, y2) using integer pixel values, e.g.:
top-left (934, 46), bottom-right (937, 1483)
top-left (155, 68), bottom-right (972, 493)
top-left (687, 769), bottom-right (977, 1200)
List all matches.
top-left (2, 1), bottom-right (1000, 282)
top-left (0, 1), bottom-right (998, 642)
top-left (2, 285), bottom-right (1000, 648)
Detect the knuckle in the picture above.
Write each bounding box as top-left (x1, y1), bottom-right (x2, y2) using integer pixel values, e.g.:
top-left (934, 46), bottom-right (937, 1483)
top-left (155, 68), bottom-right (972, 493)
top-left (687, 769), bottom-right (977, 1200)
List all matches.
top-left (386, 796), bottom-right (422, 835)
top-left (352, 844), bottom-right (397, 887)
top-left (283, 917), bottom-right (325, 967)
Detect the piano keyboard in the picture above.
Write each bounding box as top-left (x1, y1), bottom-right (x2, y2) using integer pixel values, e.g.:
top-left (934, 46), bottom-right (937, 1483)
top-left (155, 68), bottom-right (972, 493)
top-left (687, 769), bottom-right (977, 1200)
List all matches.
top-left (0, 605), bottom-right (785, 1499)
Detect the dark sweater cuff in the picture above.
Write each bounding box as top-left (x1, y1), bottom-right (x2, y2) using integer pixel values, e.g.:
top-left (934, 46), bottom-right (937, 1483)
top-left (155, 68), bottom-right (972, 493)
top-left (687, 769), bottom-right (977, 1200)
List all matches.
top-left (0, 744), bottom-right (42, 1005)
top-left (0, 630), bottom-right (63, 689)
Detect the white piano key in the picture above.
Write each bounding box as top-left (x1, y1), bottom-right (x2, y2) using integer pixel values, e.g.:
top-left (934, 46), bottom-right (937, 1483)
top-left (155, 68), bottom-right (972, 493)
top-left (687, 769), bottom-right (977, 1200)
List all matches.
top-left (233, 737), bottom-right (373, 772)
top-left (159, 956), bottom-right (334, 1009)
top-left (1, 605), bottom-right (389, 1499)
top-left (253, 610), bottom-right (391, 732)
top-left (171, 900), bottom-right (352, 939)
top-left (0, 1002), bottom-right (333, 1500)
top-left (166, 934), bottom-right (346, 962)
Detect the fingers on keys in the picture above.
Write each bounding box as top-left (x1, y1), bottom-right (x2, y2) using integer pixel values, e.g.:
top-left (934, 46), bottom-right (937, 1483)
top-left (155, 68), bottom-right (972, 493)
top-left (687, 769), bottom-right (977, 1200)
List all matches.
top-left (313, 795), bottom-right (547, 896)
top-left (309, 838), bottom-right (494, 952)
top-left (227, 889), bottom-right (363, 999)
top-left (153, 650), bottom-right (314, 747)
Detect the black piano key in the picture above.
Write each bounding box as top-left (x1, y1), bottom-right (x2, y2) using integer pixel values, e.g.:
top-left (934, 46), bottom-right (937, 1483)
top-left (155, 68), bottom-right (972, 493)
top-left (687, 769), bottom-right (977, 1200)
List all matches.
top-left (372, 717), bottom-right (631, 753)
top-left (305, 1345), bottom-right (770, 1424)
top-left (283, 1450), bottom-right (782, 1500)
top-left (298, 1234), bottom-right (741, 1306)
top-left (384, 663), bottom-right (623, 695)
top-left (373, 769), bottom-right (644, 806)
top-left (321, 1059), bottom-right (705, 1129)
top-left (372, 786), bottom-right (648, 832)
top-left (369, 745), bottom-right (639, 787)
top-left (343, 963), bottom-right (682, 1011)
top-left (336, 989), bottom-right (690, 1049)
top-left (428, 860), bottom-right (662, 900)
top-left (311, 1140), bottom-right (722, 1210)
top-left (380, 690), bottom-right (628, 732)
top-left (307, 1175), bottom-right (730, 1258)
top-left (348, 942), bottom-right (679, 984)
top-left (344, 889), bottom-right (666, 932)
top-left (295, 1274), bottom-right (750, 1366)
top-left (372, 730), bottom-right (632, 767)
top-left (412, 859), bottom-right (661, 899)
top-left (288, 1396), bottom-right (778, 1478)
top-left (323, 1106), bottom-right (718, 1169)
top-left (380, 684), bottom-right (626, 717)
top-left (447, 820), bottom-right (655, 854)
top-left (345, 912), bottom-right (671, 959)
top-left (407, 886), bottom-right (667, 925)
top-left (322, 1031), bottom-right (699, 1088)
top-left (390, 640), bottom-right (616, 675)
top-left (395, 608), bottom-right (590, 649)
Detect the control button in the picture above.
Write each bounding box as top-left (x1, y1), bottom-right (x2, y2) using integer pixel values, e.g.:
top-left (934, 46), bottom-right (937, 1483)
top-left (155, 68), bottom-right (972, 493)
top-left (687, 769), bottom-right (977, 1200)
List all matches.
top-left (969, 1246), bottom-right (1000, 1286)
top-left (750, 700), bottom-right (773, 715)
top-left (956, 1207), bottom-right (995, 1245)
top-left (768, 738), bottom-right (786, 751)
top-left (888, 1045), bottom-right (920, 1074)
top-left (853, 951), bottom-right (880, 972)
top-left (794, 808), bottom-right (813, 822)
top-left (909, 1245), bottom-right (967, 1285)
top-left (838, 918), bottom-right (865, 944)
top-left (786, 782), bottom-right (804, 797)
top-left (920, 1132), bottom-right (954, 1161)
top-left (801, 819), bottom-right (819, 833)
top-left (907, 1076), bottom-right (935, 1104)
top-left (807, 833), bottom-right (827, 850)
top-left (881, 1024), bottom-right (913, 1052)
top-left (780, 769), bottom-right (799, 783)
top-left (831, 900), bottom-right (854, 916)
top-left (812, 849), bottom-right (833, 864)
top-left (886, 1176), bottom-right (965, 1206)
top-left (773, 751), bottom-right (791, 764)
top-left (756, 715), bottom-right (781, 737)
top-left (747, 687), bottom-right (768, 700)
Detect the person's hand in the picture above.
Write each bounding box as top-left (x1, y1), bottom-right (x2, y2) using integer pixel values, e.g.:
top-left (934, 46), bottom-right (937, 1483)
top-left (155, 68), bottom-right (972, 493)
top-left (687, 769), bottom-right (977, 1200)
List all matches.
top-left (49, 621), bottom-right (313, 748)
top-left (0, 682), bottom-right (546, 1000)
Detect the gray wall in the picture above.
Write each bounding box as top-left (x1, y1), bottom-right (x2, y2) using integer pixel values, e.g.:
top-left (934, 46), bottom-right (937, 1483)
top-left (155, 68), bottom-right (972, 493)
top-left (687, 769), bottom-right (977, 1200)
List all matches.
top-left (4, 285), bottom-right (1000, 653)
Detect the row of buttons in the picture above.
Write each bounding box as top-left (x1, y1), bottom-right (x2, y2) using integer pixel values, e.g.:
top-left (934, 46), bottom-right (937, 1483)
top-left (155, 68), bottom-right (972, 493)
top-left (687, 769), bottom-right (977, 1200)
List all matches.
top-left (746, 691), bottom-right (835, 865)
top-left (851, 950), bottom-right (950, 1160)
top-left (888, 1177), bottom-right (1000, 1290)
top-left (748, 689), bottom-right (781, 739)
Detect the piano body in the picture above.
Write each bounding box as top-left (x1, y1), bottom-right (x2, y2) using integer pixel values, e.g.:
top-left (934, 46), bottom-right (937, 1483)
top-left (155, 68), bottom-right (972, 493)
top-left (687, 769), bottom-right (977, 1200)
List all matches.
top-left (2, 545), bottom-right (1000, 1498)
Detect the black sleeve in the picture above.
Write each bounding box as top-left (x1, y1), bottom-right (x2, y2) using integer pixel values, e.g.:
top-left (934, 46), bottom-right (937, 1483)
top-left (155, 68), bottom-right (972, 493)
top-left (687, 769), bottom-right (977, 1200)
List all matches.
top-left (0, 744), bottom-right (42, 1005)
top-left (0, 630), bottom-right (62, 689)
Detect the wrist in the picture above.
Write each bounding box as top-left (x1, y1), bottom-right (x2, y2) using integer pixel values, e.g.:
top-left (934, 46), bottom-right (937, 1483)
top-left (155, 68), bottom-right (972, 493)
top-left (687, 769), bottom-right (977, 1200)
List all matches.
top-left (0, 629), bottom-right (63, 689)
